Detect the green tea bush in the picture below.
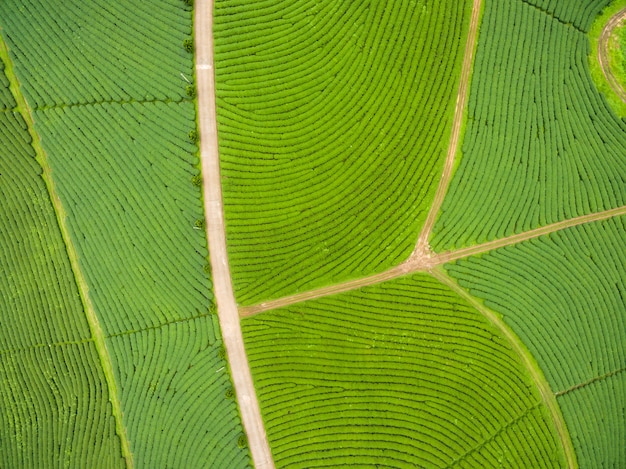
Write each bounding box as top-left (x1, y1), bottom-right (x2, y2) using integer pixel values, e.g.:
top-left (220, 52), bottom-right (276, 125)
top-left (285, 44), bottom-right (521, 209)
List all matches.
top-left (242, 273), bottom-right (566, 467)
top-left (214, 0), bottom-right (473, 305)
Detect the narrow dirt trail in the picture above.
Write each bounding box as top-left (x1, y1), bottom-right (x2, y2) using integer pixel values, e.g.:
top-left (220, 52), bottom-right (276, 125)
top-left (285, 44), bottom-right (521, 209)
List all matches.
top-left (429, 204), bottom-right (626, 265)
top-left (194, 2), bottom-right (274, 468)
top-left (412, 0), bottom-right (483, 259)
top-left (241, 205), bottom-right (626, 317)
top-left (598, 6), bottom-right (626, 104)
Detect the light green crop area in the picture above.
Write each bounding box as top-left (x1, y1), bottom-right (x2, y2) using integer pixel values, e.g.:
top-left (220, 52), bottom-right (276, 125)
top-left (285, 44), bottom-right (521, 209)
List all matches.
top-left (242, 274), bottom-right (566, 467)
top-left (431, 0), bottom-right (626, 251)
top-left (445, 215), bottom-right (626, 467)
top-left (0, 83), bottom-right (123, 466)
top-left (214, 0), bottom-right (473, 305)
top-left (588, 0), bottom-right (626, 117)
top-left (0, 1), bottom-right (251, 466)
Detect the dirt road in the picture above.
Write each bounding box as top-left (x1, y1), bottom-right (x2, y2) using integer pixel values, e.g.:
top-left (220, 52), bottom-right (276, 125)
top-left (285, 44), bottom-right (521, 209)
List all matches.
top-left (241, 205), bottom-right (626, 317)
top-left (412, 0), bottom-right (483, 258)
top-left (598, 7), bottom-right (626, 104)
top-left (194, 2), bottom-right (274, 467)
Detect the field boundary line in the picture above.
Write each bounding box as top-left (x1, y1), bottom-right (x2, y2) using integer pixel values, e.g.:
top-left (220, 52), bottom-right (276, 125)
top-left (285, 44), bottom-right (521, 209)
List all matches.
top-left (598, 6), bottom-right (626, 103)
top-left (0, 36), bottom-right (134, 468)
top-left (429, 205), bottom-right (626, 265)
top-left (239, 265), bottom-right (409, 317)
top-left (194, 2), bottom-right (275, 468)
top-left (555, 366), bottom-right (626, 397)
top-left (412, 0), bottom-right (483, 260)
top-left (241, 205), bottom-right (626, 316)
top-left (445, 402), bottom-right (542, 468)
top-left (431, 268), bottom-right (578, 468)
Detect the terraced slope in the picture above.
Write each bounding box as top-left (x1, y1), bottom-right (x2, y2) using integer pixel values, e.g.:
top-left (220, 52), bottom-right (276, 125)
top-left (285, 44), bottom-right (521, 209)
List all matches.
top-left (0, 72), bottom-right (122, 467)
top-left (0, 1), bottom-right (251, 466)
top-left (242, 274), bottom-right (566, 467)
top-left (214, 0), bottom-right (473, 305)
top-left (431, 0), bottom-right (626, 251)
top-left (445, 216), bottom-right (626, 467)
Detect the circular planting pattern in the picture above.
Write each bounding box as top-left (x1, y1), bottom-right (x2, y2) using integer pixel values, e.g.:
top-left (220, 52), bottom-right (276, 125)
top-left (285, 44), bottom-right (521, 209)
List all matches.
top-left (1, 0), bottom-right (625, 467)
top-left (214, 0), bottom-right (472, 305)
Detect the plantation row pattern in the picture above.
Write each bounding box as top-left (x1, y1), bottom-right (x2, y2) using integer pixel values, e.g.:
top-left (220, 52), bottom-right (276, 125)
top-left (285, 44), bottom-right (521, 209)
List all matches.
top-left (446, 216), bottom-right (626, 467)
top-left (0, 0), bottom-right (252, 466)
top-left (225, 0), bottom-right (625, 467)
top-left (214, 0), bottom-right (473, 305)
top-left (0, 84), bottom-right (122, 466)
top-left (0, 0), bottom-right (195, 108)
top-left (432, 0), bottom-right (626, 251)
top-left (242, 274), bottom-right (566, 468)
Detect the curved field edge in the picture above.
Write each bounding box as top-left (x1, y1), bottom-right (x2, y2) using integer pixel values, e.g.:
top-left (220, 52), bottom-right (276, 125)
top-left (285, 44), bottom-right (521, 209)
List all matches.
top-left (214, 0), bottom-right (473, 305)
top-left (0, 35), bottom-right (133, 467)
top-left (241, 273), bottom-right (567, 467)
top-left (588, 0), bottom-right (626, 117)
top-left (432, 268), bottom-right (577, 468)
top-left (444, 215), bottom-right (626, 467)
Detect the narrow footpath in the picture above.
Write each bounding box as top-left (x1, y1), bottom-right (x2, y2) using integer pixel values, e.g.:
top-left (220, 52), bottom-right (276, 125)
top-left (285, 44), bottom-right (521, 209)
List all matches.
top-left (598, 6), bottom-right (626, 104)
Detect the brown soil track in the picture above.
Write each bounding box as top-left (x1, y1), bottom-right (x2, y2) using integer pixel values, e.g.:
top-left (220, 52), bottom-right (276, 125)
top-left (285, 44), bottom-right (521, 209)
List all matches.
top-left (412, 0), bottom-right (483, 259)
top-left (194, 1), bottom-right (275, 467)
top-left (240, 205), bottom-right (626, 317)
top-left (598, 7), bottom-right (626, 104)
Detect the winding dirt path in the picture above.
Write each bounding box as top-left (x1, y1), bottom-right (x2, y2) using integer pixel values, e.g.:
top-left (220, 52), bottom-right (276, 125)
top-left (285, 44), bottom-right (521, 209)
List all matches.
top-left (194, 2), bottom-right (274, 468)
top-left (412, 0), bottom-right (483, 259)
top-left (598, 6), bottom-right (626, 104)
top-left (240, 204), bottom-right (626, 317)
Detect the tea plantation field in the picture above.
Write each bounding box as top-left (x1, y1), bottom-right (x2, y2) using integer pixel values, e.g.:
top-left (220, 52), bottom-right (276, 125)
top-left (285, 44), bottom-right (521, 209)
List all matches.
top-left (0, 0), bottom-right (250, 467)
top-left (446, 216), bottom-right (626, 468)
top-left (1, 0), bottom-right (625, 467)
top-left (214, 0), bottom-right (472, 305)
top-left (431, 0), bottom-right (626, 251)
top-left (0, 96), bottom-right (122, 468)
top-left (242, 274), bottom-right (566, 468)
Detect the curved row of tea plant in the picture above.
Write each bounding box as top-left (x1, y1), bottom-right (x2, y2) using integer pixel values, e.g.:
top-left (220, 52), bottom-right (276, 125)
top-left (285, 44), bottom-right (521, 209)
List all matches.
top-left (520, 0), bottom-right (611, 31)
top-left (0, 0), bottom-right (252, 465)
top-left (0, 60), bottom-right (13, 109)
top-left (432, 0), bottom-right (626, 251)
top-left (0, 0), bottom-right (193, 108)
top-left (107, 316), bottom-right (250, 468)
top-left (34, 101), bottom-right (209, 334)
top-left (242, 273), bottom-right (566, 467)
top-left (445, 215), bottom-right (626, 467)
top-left (29, 93), bottom-right (249, 468)
top-left (214, 0), bottom-right (473, 305)
top-left (0, 102), bottom-right (122, 466)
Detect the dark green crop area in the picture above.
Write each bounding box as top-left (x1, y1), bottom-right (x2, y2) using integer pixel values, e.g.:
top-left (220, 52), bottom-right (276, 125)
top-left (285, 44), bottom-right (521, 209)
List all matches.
top-left (242, 274), bottom-right (566, 468)
top-left (0, 0), bottom-right (251, 466)
top-left (0, 101), bottom-right (122, 466)
top-left (214, 0), bottom-right (472, 305)
top-left (431, 0), bottom-right (626, 251)
top-left (445, 215), bottom-right (626, 467)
